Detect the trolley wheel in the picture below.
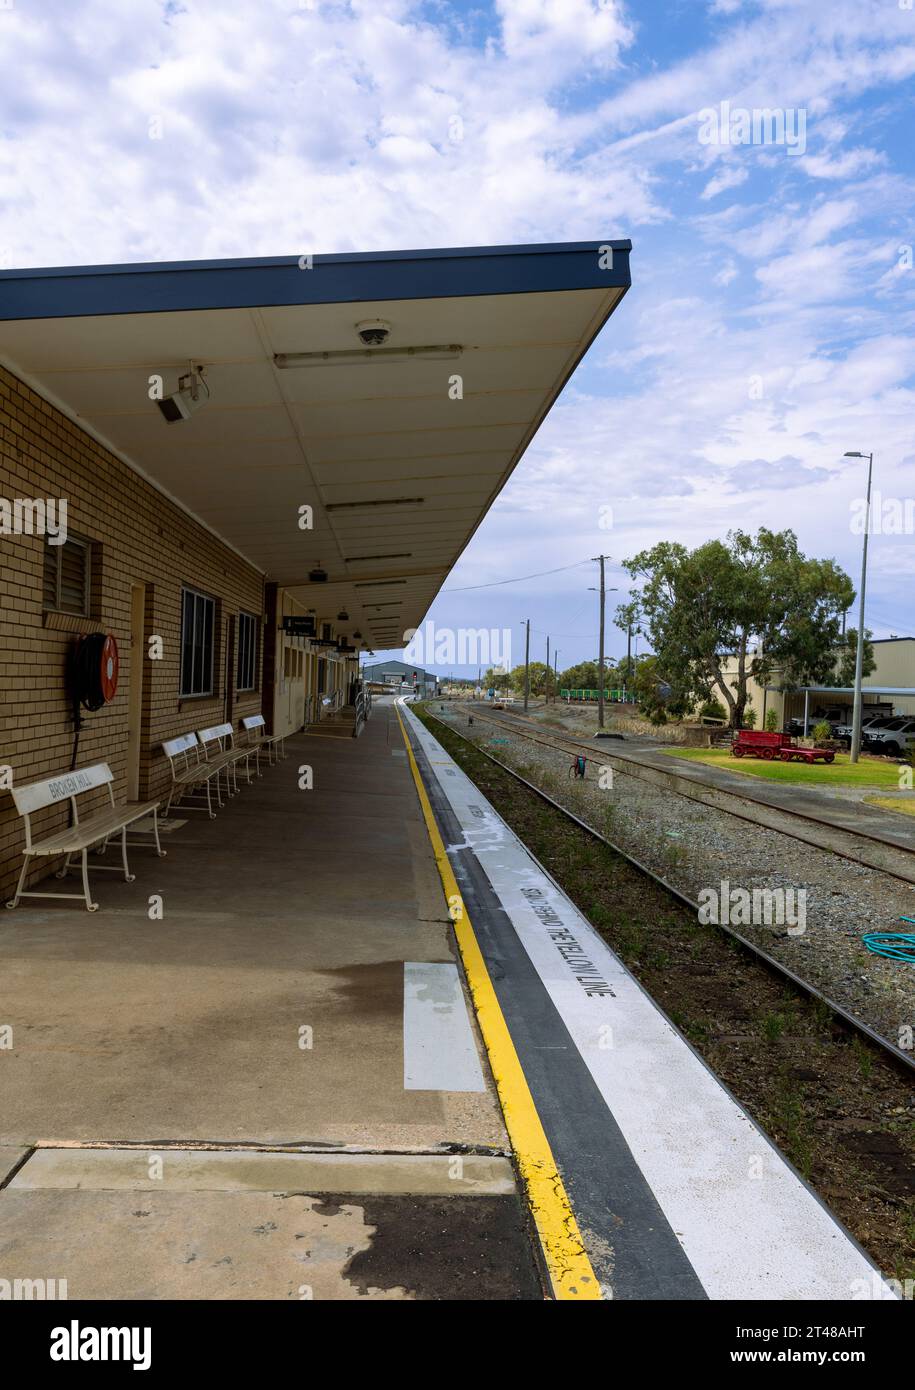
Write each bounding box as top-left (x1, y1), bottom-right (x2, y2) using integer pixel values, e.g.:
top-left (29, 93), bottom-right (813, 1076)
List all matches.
top-left (779, 751), bottom-right (791, 760)
top-left (732, 747), bottom-right (744, 757)
top-left (824, 753), bottom-right (835, 763)
top-left (760, 747), bottom-right (774, 760)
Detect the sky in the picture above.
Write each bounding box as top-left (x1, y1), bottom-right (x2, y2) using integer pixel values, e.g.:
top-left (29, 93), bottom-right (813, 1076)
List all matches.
top-left (2, 0), bottom-right (915, 676)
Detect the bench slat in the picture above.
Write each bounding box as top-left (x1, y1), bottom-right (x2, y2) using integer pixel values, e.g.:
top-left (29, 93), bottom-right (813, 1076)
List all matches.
top-left (26, 800), bottom-right (161, 855)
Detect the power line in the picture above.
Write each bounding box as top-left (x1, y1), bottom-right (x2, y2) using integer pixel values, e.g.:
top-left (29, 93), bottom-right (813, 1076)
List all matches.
top-left (443, 558), bottom-right (592, 593)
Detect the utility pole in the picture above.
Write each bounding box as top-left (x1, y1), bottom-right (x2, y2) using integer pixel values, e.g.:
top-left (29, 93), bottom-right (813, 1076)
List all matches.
top-left (844, 451), bottom-right (874, 763)
top-left (546, 635), bottom-right (550, 705)
top-left (593, 555), bottom-right (610, 728)
top-left (522, 619), bottom-right (531, 713)
top-left (554, 649), bottom-right (560, 701)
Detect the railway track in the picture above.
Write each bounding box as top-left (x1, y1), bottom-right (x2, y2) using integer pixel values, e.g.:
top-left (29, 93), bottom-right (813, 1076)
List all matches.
top-left (421, 704), bottom-right (915, 1079)
top-left (459, 704), bottom-right (915, 889)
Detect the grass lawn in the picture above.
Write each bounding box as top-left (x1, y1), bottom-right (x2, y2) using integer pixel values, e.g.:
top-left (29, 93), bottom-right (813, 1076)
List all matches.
top-left (864, 795), bottom-right (915, 817)
top-left (661, 745), bottom-right (905, 789)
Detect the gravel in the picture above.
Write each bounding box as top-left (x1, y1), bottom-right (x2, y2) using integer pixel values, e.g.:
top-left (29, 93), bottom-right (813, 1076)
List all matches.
top-left (434, 705), bottom-right (915, 1053)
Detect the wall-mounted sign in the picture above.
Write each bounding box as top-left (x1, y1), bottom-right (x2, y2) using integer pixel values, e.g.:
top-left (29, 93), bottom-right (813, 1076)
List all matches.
top-left (282, 615), bottom-right (315, 637)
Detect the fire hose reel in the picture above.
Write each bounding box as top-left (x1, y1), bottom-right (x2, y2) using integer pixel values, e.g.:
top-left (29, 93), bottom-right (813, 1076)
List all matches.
top-left (70, 632), bottom-right (120, 717)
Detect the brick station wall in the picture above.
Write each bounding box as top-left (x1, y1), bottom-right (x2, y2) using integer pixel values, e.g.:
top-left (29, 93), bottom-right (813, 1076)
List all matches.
top-left (0, 364), bottom-right (266, 899)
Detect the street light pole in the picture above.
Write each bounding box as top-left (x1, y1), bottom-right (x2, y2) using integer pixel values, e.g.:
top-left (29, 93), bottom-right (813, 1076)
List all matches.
top-left (522, 618), bottom-right (531, 713)
top-left (594, 555), bottom-right (608, 728)
top-left (844, 450), bottom-right (873, 764)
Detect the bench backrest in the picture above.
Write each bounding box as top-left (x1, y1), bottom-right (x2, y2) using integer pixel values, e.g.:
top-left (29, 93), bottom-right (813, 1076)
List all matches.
top-left (162, 732), bottom-right (201, 778)
top-left (242, 715), bottom-right (265, 731)
top-left (198, 723), bottom-right (234, 755)
top-left (163, 732), bottom-right (198, 759)
top-left (11, 763), bottom-right (114, 816)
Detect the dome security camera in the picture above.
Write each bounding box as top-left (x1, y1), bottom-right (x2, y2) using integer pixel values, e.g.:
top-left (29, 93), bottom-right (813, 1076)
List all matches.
top-left (355, 319), bottom-right (392, 346)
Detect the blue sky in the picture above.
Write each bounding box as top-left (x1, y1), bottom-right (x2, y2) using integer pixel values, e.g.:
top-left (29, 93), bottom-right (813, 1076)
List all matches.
top-left (3, 0), bottom-right (915, 675)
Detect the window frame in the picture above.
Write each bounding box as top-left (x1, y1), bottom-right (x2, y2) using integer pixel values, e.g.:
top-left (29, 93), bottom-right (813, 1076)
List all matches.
top-left (236, 610), bottom-right (258, 693)
top-left (43, 534), bottom-right (92, 617)
top-left (179, 586), bottom-right (216, 698)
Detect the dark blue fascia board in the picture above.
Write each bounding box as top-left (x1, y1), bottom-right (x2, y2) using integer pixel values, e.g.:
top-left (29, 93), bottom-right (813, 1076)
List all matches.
top-left (0, 241), bottom-right (631, 322)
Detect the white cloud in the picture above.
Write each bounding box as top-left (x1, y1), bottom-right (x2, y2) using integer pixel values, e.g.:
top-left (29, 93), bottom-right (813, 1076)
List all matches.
top-left (700, 164), bottom-right (749, 199)
top-left (799, 147), bottom-right (884, 180)
top-left (2, 0), bottom-right (915, 653)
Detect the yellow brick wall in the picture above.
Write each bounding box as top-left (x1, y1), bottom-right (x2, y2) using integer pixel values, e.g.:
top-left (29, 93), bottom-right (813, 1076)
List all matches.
top-left (0, 364), bottom-right (265, 898)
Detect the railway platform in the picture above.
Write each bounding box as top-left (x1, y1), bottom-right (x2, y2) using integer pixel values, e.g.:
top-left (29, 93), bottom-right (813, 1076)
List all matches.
top-left (0, 697), bottom-right (899, 1300)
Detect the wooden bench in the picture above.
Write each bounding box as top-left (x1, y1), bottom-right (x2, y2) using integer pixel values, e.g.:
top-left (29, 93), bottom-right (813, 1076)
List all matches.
top-left (241, 714), bottom-right (287, 771)
top-left (162, 732), bottom-right (225, 819)
top-left (197, 723), bottom-right (253, 795)
top-left (6, 764), bottom-right (163, 913)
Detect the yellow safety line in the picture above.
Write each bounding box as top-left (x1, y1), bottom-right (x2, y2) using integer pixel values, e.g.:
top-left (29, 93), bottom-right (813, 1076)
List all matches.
top-left (395, 703), bottom-right (600, 1301)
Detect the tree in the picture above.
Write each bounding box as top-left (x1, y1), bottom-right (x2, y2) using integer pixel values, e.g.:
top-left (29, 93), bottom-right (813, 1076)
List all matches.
top-left (833, 627), bottom-right (876, 687)
top-left (628, 654), bottom-right (693, 724)
top-left (615, 599), bottom-right (642, 683)
top-left (507, 661), bottom-right (549, 696)
top-left (620, 528), bottom-right (855, 730)
top-left (558, 659), bottom-right (618, 690)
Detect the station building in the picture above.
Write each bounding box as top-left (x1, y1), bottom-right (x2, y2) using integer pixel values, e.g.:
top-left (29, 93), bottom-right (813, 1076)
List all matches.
top-left (362, 658), bottom-right (438, 696)
top-left (721, 636), bottom-right (915, 729)
top-left (0, 241), bottom-right (631, 901)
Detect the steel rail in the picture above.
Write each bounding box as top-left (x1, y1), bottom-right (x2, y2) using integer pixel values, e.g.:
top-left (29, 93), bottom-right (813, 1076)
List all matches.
top-left (463, 705), bottom-right (915, 889)
top-left (421, 708), bottom-right (915, 1079)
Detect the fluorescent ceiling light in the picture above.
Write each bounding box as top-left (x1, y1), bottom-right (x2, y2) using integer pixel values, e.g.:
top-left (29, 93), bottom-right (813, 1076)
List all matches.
top-left (274, 344), bottom-right (462, 369)
top-left (345, 553), bottom-right (413, 563)
top-left (326, 497), bottom-right (424, 512)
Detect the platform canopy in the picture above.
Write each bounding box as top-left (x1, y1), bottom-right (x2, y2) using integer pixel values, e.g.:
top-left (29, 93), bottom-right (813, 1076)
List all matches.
top-left (0, 242), bottom-right (630, 651)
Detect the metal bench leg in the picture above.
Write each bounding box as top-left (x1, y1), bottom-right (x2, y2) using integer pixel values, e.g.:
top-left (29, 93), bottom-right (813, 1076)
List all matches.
top-left (152, 806), bottom-right (167, 858)
top-left (5, 854), bottom-right (31, 909)
top-left (56, 851), bottom-right (74, 880)
top-left (120, 826), bottom-right (135, 884)
top-left (81, 849), bottom-right (99, 912)
top-left (206, 776), bottom-right (216, 819)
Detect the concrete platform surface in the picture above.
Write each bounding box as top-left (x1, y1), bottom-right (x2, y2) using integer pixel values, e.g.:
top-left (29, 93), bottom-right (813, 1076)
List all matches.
top-left (0, 1188), bottom-right (541, 1300)
top-left (0, 700), bottom-right (505, 1151)
top-left (0, 700), bottom-right (533, 1300)
top-left (9, 1148), bottom-right (516, 1195)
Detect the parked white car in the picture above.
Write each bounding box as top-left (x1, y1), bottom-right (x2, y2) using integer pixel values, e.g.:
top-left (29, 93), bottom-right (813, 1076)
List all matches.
top-left (865, 717), bottom-right (915, 756)
top-left (834, 712), bottom-right (892, 744)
